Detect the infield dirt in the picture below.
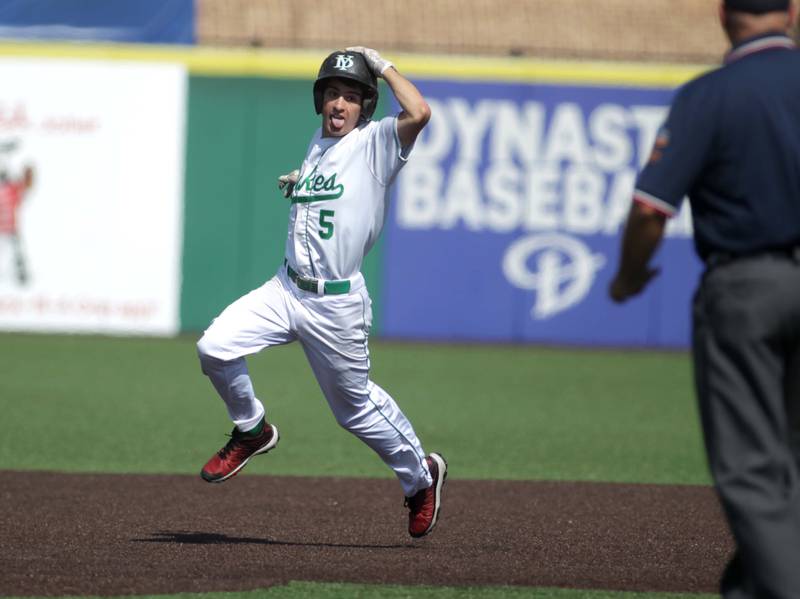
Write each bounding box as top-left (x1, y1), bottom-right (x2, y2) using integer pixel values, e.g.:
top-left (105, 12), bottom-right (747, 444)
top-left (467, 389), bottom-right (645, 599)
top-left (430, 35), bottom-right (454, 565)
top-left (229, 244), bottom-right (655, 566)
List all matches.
top-left (0, 471), bottom-right (732, 596)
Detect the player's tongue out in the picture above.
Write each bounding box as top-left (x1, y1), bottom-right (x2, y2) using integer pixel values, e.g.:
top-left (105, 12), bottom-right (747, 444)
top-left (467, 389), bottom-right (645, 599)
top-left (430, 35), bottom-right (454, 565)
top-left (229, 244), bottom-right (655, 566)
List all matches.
top-left (331, 114), bottom-right (345, 129)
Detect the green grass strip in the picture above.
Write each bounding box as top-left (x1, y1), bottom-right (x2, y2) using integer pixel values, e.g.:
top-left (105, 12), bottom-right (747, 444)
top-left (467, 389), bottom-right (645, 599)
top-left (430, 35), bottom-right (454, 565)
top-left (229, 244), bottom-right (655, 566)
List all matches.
top-left (0, 333), bottom-right (710, 484)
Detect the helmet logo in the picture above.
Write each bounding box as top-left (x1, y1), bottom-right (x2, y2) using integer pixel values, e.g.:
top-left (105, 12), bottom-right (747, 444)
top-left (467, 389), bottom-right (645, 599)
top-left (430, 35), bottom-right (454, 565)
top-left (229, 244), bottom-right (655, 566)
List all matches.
top-left (333, 54), bottom-right (354, 71)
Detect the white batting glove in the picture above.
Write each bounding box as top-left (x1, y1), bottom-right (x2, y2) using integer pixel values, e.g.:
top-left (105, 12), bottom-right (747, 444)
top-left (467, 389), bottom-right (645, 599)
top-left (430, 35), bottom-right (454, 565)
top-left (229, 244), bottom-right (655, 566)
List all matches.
top-left (346, 46), bottom-right (394, 77)
top-left (277, 169), bottom-right (299, 198)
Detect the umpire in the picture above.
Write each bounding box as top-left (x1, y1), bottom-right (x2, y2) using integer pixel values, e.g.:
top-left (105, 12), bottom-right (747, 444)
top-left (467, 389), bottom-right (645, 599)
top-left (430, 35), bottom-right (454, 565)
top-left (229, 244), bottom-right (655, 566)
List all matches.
top-left (609, 1), bottom-right (800, 597)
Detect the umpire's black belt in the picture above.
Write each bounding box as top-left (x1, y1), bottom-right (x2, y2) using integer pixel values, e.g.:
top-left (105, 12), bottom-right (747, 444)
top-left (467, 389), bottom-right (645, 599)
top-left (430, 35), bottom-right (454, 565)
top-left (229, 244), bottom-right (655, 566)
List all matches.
top-left (706, 245), bottom-right (800, 269)
top-left (284, 260), bottom-right (351, 295)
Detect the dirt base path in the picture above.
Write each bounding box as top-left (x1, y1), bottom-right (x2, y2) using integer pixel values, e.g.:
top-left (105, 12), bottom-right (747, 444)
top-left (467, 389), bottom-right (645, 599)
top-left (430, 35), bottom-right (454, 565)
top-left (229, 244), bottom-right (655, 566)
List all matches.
top-left (0, 471), bottom-right (732, 596)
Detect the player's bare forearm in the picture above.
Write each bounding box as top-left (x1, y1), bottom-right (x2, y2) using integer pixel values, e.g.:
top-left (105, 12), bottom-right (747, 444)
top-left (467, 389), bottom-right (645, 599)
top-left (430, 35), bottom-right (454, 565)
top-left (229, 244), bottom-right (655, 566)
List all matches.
top-left (609, 201), bottom-right (667, 303)
top-left (382, 67), bottom-right (431, 147)
top-left (345, 45), bottom-right (430, 146)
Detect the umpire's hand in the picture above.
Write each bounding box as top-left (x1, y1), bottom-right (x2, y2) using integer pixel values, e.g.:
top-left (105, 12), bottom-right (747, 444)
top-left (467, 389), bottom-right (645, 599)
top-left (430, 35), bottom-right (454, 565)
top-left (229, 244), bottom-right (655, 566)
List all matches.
top-left (609, 268), bottom-right (660, 303)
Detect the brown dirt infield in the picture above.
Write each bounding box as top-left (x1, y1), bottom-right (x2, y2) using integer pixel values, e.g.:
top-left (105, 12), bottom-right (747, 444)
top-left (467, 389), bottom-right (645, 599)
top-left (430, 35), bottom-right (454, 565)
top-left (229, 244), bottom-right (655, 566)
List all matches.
top-left (0, 471), bottom-right (732, 596)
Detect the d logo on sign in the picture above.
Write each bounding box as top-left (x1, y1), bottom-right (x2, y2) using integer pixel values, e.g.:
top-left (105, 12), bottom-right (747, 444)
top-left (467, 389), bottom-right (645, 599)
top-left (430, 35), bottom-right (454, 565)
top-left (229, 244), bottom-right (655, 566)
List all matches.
top-left (502, 233), bottom-right (606, 320)
top-left (334, 55), bottom-right (354, 70)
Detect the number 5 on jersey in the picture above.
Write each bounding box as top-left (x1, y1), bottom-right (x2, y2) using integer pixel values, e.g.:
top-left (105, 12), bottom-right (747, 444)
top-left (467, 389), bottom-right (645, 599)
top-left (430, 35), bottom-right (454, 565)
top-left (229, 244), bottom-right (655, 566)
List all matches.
top-left (319, 209), bottom-right (335, 240)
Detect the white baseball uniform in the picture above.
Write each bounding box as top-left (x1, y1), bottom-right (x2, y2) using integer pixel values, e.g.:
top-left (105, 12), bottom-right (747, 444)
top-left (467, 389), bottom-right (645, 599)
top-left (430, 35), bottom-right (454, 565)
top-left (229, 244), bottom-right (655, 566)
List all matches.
top-left (197, 115), bottom-right (433, 497)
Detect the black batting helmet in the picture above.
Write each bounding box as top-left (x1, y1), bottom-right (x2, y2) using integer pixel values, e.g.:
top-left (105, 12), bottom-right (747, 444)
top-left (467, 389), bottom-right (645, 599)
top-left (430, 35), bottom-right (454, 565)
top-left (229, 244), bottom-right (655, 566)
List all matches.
top-left (313, 50), bottom-right (378, 119)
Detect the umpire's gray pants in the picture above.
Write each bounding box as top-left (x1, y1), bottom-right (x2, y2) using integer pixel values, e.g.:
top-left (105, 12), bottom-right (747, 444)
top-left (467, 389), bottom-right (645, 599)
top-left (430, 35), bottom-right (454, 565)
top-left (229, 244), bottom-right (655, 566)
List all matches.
top-left (692, 250), bottom-right (800, 599)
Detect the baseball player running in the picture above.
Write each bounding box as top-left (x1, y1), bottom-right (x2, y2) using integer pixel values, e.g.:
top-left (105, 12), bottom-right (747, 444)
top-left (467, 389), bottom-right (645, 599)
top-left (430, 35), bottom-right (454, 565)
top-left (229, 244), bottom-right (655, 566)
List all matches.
top-left (196, 47), bottom-right (447, 538)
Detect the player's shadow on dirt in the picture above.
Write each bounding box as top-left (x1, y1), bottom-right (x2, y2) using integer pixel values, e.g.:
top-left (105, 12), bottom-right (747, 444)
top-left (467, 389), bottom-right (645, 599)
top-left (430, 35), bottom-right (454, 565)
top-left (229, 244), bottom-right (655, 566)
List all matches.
top-left (134, 530), bottom-right (412, 550)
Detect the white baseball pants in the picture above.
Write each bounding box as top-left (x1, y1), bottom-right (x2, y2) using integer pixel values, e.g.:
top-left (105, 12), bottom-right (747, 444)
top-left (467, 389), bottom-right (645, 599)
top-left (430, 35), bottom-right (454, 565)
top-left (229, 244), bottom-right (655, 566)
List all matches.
top-left (196, 266), bottom-right (433, 496)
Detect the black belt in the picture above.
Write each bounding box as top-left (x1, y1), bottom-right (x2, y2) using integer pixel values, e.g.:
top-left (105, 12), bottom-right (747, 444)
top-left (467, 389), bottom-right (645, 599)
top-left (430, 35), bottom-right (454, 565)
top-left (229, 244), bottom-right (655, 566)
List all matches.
top-left (706, 246), bottom-right (800, 269)
top-left (284, 261), bottom-right (351, 295)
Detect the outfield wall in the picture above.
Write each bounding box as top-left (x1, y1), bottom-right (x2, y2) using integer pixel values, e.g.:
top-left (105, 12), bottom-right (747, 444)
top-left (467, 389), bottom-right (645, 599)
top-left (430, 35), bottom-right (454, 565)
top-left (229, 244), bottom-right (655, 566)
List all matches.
top-left (0, 43), bottom-right (708, 346)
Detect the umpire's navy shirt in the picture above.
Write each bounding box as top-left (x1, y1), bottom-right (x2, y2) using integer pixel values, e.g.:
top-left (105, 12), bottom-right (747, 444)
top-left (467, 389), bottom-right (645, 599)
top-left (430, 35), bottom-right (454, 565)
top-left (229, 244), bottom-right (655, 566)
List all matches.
top-left (635, 33), bottom-right (800, 261)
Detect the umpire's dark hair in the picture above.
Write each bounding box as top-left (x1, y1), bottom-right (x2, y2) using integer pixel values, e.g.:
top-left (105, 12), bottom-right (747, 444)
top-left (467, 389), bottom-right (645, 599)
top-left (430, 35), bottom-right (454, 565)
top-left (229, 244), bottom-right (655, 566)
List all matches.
top-left (724, 0), bottom-right (790, 13)
top-left (313, 50), bottom-right (378, 119)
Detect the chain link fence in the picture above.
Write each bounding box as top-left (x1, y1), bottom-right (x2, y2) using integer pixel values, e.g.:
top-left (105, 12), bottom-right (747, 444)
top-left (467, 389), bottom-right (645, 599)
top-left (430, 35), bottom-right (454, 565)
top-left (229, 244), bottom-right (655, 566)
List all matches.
top-left (195, 0), bottom-right (673, 63)
top-left (197, 0), bottom-right (800, 64)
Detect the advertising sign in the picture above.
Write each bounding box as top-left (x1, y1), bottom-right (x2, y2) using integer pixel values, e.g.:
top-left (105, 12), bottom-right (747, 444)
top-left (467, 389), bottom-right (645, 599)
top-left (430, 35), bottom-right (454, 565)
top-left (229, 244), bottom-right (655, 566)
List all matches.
top-left (383, 79), bottom-right (703, 347)
top-left (0, 59), bottom-right (186, 335)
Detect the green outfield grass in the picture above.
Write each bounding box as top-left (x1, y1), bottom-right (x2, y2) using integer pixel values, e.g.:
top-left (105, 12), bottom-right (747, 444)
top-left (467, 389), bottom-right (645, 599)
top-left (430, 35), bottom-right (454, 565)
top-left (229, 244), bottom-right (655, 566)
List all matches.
top-left (5, 582), bottom-right (716, 599)
top-left (0, 332), bottom-right (709, 484)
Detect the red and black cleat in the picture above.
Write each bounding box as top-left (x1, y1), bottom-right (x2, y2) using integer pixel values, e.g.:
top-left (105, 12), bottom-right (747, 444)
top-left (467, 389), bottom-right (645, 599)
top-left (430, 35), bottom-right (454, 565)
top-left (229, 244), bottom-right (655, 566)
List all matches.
top-left (201, 423), bottom-right (279, 483)
top-left (405, 452), bottom-right (448, 538)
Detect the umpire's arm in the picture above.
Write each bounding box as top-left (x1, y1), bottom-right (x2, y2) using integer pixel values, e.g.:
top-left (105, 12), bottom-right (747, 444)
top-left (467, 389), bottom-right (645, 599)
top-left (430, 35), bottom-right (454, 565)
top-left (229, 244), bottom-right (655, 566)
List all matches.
top-left (609, 80), bottom-right (710, 304)
top-left (609, 201), bottom-right (667, 303)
